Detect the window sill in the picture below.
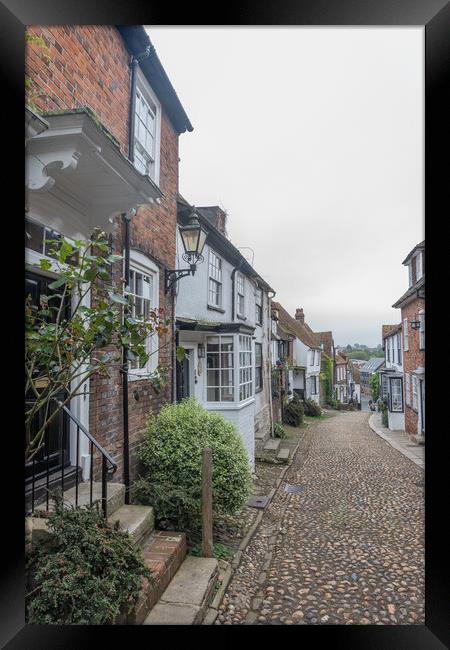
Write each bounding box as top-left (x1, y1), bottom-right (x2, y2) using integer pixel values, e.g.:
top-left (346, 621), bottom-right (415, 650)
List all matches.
top-left (207, 304), bottom-right (226, 314)
top-left (255, 387), bottom-right (263, 394)
top-left (236, 314), bottom-right (247, 321)
top-left (206, 398), bottom-right (255, 411)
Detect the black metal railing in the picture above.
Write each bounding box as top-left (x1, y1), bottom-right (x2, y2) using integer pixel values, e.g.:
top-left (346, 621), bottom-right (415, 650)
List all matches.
top-left (25, 398), bottom-right (117, 518)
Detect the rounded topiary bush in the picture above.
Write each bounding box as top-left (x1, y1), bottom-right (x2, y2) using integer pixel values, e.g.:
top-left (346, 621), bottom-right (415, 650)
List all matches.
top-left (304, 399), bottom-right (322, 417)
top-left (135, 398), bottom-right (252, 532)
top-left (283, 396), bottom-right (304, 427)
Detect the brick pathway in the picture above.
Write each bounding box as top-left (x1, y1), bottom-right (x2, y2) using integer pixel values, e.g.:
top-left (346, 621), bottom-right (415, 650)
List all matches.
top-left (216, 410), bottom-right (425, 625)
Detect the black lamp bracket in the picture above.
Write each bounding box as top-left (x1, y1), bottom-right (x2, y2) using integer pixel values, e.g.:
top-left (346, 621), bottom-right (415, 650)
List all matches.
top-left (165, 264), bottom-right (197, 293)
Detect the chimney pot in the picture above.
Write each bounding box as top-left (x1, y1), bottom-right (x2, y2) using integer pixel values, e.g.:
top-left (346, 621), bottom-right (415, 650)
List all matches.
top-left (295, 308), bottom-right (305, 324)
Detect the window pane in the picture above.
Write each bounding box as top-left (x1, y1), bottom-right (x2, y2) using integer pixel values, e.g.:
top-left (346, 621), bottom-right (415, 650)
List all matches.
top-left (207, 337), bottom-right (220, 352)
top-left (221, 386), bottom-right (234, 401)
top-left (221, 337), bottom-right (233, 352)
top-left (221, 370), bottom-right (233, 387)
top-left (207, 386), bottom-right (220, 401)
top-left (207, 369), bottom-right (220, 386)
top-left (221, 352), bottom-right (233, 368)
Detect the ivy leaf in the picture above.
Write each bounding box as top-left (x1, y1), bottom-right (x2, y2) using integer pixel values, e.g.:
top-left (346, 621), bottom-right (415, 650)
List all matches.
top-left (39, 258), bottom-right (52, 271)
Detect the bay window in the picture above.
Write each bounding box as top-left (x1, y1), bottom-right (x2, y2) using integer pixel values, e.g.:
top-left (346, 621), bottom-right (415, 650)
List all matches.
top-left (239, 335), bottom-right (253, 400)
top-left (206, 334), bottom-right (254, 403)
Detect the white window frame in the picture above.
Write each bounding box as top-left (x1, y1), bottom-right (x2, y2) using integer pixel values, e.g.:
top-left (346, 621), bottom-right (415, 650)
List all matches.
top-left (239, 335), bottom-right (253, 401)
top-left (208, 248), bottom-right (223, 309)
top-left (255, 342), bottom-right (263, 392)
top-left (133, 68), bottom-right (161, 186)
top-left (389, 377), bottom-right (404, 413)
top-left (125, 250), bottom-right (159, 380)
top-left (419, 310), bottom-right (425, 350)
top-left (408, 262), bottom-right (413, 287)
top-left (236, 273), bottom-right (245, 318)
top-left (403, 318), bottom-right (409, 351)
top-left (415, 252), bottom-right (423, 281)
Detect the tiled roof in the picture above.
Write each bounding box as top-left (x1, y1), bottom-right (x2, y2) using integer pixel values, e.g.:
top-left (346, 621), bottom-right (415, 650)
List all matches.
top-left (392, 276), bottom-right (425, 309)
top-left (271, 302), bottom-right (321, 349)
top-left (402, 240), bottom-right (425, 265)
top-left (382, 323), bottom-right (401, 340)
top-left (335, 353), bottom-right (347, 365)
top-left (360, 358), bottom-right (385, 373)
top-left (315, 331), bottom-right (333, 357)
top-left (348, 359), bottom-right (361, 383)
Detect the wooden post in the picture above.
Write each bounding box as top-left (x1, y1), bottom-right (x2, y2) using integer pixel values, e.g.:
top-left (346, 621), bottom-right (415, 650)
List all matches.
top-left (202, 447), bottom-right (213, 558)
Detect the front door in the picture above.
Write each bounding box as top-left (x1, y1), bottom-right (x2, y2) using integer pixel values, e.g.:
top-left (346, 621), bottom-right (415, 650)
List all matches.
top-left (176, 349), bottom-right (192, 402)
top-left (25, 271), bottom-right (71, 480)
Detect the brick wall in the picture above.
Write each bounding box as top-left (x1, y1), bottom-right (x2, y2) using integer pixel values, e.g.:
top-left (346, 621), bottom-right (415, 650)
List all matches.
top-left (401, 296), bottom-right (425, 437)
top-left (26, 26), bottom-right (180, 482)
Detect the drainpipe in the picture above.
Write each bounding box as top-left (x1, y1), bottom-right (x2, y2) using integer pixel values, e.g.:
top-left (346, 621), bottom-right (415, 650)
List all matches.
top-left (121, 210), bottom-right (135, 504)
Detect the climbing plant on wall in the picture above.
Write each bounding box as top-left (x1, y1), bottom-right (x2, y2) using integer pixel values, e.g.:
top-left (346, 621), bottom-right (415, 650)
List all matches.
top-left (320, 355), bottom-right (333, 402)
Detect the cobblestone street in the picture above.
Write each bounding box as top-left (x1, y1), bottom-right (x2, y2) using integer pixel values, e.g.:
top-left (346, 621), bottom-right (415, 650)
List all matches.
top-left (216, 410), bottom-right (425, 625)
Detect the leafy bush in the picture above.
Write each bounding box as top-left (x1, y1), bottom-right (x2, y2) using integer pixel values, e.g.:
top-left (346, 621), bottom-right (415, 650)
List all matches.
top-left (135, 398), bottom-right (252, 536)
top-left (188, 542), bottom-right (234, 561)
top-left (273, 422), bottom-right (287, 438)
top-left (369, 372), bottom-right (380, 402)
top-left (26, 499), bottom-right (151, 624)
top-left (283, 395), bottom-right (304, 427)
top-left (304, 399), bottom-right (322, 417)
top-left (327, 399), bottom-right (343, 411)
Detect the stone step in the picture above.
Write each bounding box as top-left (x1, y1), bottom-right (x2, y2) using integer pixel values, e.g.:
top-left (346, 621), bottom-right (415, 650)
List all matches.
top-left (108, 504), bottom-right (154, 547)
top-left (263, 438), bottom-right (281, 454)
top-left (277, 447), bottom-right (290, 461)
top-left (126, 531), bottom-right (187, 625)
top-left (143, 555), bottom-right (219, 625)
top-left (36, 481), bottom-right (125, 518)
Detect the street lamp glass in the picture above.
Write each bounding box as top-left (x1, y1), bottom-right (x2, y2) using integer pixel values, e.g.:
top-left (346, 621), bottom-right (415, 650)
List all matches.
top-left (180, 211), bottom-right (208, 259)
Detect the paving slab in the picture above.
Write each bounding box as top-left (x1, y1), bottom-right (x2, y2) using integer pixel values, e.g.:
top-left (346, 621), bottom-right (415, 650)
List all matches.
top-left (277, 447), bottom-right (290, 461)
top-left (144, 602), bottom-right (201, 625)
top-left (264, 439), bottom-right (281, 453)
top-left (368, 413), bottom-right (425, 469)
top-left (161, 556), bottom-right (218, 607)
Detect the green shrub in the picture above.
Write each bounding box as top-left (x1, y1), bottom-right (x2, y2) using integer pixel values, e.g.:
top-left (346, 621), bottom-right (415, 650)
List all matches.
top-left (135, 398), bottom-right (252, 535)
top-left (26, 498), bottom-right (151, 624)
top-left (283, 396), bottom-right (304, 427)
top-left (273, 422), bottom-right (287, 438)
top-left (304, 399), bottom-right (322, 417)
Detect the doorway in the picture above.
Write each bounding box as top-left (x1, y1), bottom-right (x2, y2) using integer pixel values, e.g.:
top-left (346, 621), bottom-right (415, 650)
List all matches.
top-left (176, 348), bottom-right (193, 402)
top-left (25, 271), bottom-right (71, 481)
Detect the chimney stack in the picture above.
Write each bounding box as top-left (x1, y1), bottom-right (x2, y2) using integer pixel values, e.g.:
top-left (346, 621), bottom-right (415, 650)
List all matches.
top-left (295, 308), bottom-right (305, 324)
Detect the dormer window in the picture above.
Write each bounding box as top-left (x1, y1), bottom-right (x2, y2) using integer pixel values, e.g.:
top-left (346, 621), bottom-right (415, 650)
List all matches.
top-left (415, 251), bottom-right (423, 281)
top-left (133, 70), bottom-right (161, 184)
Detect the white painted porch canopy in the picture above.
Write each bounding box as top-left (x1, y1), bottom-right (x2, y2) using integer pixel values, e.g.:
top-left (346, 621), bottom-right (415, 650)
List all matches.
top-left (25, 108), bottom-right (163, 235)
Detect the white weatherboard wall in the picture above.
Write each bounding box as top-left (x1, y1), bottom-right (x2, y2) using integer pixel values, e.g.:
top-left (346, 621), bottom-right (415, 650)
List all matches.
top-left (175, 236), bottom-right (272, 470)
top-left (294, 340), bottom-right (321, 403)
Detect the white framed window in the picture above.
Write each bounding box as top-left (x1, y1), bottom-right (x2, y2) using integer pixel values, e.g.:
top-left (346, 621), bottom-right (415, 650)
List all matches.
top-left (403, 319), bottom-right (409, 351)
top-left (236, 273), bottom-right (245, 317)
top-left (310, 375), bottom-right (317, 395)
top-left (255, 288), bottom-right (263, 325)
top-left (415, 252), bottom-right (423, 281)
top-left (206, 335), bottom-right (234, 402)
top-left (133, 69), bottom-right (161, 184)
top-left (408, 262), bottom-right (413, 287)
top-left (239, 335), bottom-right (253, 401)
top-left (381, 373), bottom-right (388, 400)
top-left (125, 251), bottom-right (159, 378)
top-left (405, 373), bottom-right (411, 406)
top-left (208, 249), bottom-right (223, 308)
top-left (25, 216), bottom-right (79, 268)
top-left (419, 310), bottom-right (425, 349)
top-left (389, 377), bottom-right (403, 412)
top-left (412, 374), bottom-right (418, 410)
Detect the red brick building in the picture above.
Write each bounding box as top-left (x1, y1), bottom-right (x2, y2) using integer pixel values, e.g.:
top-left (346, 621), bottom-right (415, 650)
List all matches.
top-left (25, 26), bottom-right (193, 498)
top-left (392, 241), bottom-right (425, 441)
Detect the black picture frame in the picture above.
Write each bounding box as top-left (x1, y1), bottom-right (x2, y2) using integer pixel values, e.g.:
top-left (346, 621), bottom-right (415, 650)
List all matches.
top-left (2, 0), bottom-right (448, 647)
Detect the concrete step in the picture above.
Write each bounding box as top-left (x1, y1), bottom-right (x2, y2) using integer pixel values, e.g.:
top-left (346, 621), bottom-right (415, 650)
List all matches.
top-left (143, 555), bottom-right (219, 625)
top-left (36, 481), bottom-right (125, 517)
top-left (263, 438), bottom-right (281, 454)
top-left (277, 447), bottom-right (290, 461)
top-left (108, 504), bottom-right (154, 547)
top-left (126, 531), bottom-right (187, 625)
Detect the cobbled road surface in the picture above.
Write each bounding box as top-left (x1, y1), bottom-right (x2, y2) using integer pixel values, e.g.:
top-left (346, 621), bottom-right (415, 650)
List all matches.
top-left (216, 410), bottom-right (425, 625)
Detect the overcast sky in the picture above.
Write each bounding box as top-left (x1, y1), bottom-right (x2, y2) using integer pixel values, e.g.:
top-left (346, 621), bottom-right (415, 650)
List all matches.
top-left (147, 27), bottom-right (423, 348)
